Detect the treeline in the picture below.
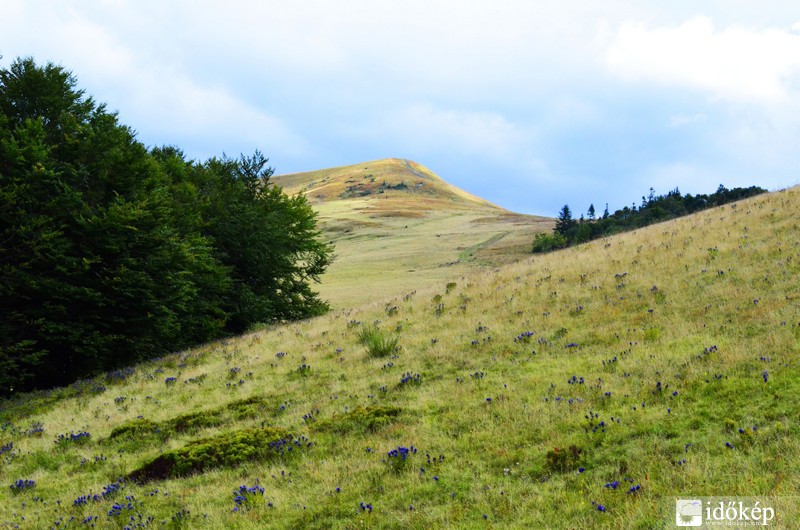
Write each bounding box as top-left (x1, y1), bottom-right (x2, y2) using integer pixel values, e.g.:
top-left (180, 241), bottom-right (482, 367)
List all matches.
top-left (0, 58), bottom-right (332, 395)
top-left (533, 184), bottom-right (766, 252)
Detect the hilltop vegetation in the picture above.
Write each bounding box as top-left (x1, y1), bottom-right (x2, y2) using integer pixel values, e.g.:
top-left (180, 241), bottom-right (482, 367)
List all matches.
top-left (533, 185), bottom-right (767, 252)
top-left (0, 58), bottom-right (331, 394)
top-left (274, 159), bottom-right (552, 308)
top-left (1, 184), bottom-right (798, 528)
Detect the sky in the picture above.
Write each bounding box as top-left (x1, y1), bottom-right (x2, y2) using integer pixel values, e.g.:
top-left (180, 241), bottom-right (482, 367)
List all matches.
top-left (3, 1), bottom-right (800, 216)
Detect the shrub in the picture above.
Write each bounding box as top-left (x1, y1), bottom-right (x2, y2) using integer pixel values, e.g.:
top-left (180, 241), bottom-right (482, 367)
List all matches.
top-left (108, 396), bottom-right (270, 442)
top-left (109, 419), bottom-right (159, 440)
top-left (532, 233), bottom-right (568, 253)
top-left (356, 326), bottom-right (400, 358)
top-left (169, 411), bottom-right (223, 433)
top-left (226, 396), bottom-right (269, 419)
top-left (127, 427), bottom-right (307, 482)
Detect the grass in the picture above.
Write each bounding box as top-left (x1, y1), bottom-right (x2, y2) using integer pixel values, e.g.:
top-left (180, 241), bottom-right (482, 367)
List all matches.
top-left (1, 185), bottom-right (800, 528)
top-left (356, 325), bottom-right (401, 358)
top-left (273, 158), bottom-right (552, 308)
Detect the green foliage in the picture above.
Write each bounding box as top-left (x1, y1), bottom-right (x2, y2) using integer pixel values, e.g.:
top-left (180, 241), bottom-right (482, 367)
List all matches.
top-left (531, 232), bottom-right (568, 253)
top-left (225, 395), bottom-right (269, 420)
top-left (536, 185), bottom-right (767, 254)
top-left (127, 427), bottom-right (299, 482)
top-left (0, 57), bottom-right (332, 395)
top-left (356, 325), bottom-right (400, 358)
top-left (313, 406), bottom-right (403, 434)
top-left (108, 396), bottom-right (270, 441)
top-left (169, 411), bottom-right (223, 433)
top-left (554, 204), bottom-right (575, 236)
top-left (109, 418), bottom-right (159, 440)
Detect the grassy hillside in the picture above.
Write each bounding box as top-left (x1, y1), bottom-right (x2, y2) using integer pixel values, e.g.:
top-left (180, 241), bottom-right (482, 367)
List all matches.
top-left (2, 185), bottom-right (800, 528)
top-left (273, 158), bottom-right (552, 308)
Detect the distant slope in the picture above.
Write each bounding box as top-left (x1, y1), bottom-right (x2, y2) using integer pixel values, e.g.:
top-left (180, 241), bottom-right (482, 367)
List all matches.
top-left (274, 158), bottom-right (501, 212)
top-left (274, 158), bottom-right (552, 308)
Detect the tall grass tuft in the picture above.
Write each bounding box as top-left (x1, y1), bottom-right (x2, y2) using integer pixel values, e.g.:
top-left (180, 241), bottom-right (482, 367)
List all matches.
top-left (356, 325), bottom-right (400, 358)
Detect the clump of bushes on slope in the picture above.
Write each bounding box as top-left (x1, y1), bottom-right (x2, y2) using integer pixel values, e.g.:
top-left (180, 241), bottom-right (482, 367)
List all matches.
top-left (127, 427), bottom-right (309, 482)
top-left (0, 58), bottom-right (333, 395)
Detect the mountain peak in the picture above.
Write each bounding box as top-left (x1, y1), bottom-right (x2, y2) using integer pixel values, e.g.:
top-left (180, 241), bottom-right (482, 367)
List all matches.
top-left (274, 158), bottom-right (503, 212)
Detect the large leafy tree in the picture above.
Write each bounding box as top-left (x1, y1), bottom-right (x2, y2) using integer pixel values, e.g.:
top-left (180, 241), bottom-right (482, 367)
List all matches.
top-left (0, 58), bottom-right (331, 394)
top-left (192, 151), bottom-right (332, 331)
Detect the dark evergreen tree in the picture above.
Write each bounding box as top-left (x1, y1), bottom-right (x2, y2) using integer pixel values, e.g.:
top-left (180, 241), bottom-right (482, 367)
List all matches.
top-left (554, 204), bottom-right (575, 237)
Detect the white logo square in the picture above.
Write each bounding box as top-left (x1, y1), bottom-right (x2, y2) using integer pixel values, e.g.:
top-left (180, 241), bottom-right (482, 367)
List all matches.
top-left (676, 499), bottom-right (703, 526)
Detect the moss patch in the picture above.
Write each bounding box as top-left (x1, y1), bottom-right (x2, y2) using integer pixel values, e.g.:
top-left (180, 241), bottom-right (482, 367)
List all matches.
top-left (108, 396), bottom-right (271, 441)
top-left (109, 418), bottom-right (159, 439)
top-left (128, 427), bottom-right (306, 482)
top-left (313, 406), bottom-right (402, 434)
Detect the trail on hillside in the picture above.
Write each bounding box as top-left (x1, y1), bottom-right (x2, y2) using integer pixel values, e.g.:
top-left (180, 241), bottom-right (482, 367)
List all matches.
top-left (457, 231), bottom-right (510, 264)
top-left (401, 159), bottom-right (429, 181)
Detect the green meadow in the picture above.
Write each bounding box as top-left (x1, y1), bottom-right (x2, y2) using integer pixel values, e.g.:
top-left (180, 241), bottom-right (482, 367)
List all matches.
top-left (1, 173), bottom-right (800, 528)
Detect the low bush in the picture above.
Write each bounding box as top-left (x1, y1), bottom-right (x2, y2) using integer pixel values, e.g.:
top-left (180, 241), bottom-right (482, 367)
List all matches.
top-left (127, 427), bottom-right (308, 482)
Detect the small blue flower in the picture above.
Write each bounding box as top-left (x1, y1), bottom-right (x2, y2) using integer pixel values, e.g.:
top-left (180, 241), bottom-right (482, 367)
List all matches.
top-left (10, 479), bottom-right (35, 493)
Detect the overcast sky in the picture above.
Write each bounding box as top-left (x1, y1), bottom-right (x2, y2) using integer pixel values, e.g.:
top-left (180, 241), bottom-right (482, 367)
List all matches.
top-left (3, 1), bottom-right (800, 215)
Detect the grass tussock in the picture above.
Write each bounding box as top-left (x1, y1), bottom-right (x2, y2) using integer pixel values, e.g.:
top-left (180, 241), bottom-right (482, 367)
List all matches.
top-left (356, 325), bottom-right (400, 358)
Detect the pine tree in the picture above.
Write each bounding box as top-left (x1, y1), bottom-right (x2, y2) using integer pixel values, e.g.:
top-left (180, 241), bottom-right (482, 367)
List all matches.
top-left (554, 204), bottom-right (575, 236)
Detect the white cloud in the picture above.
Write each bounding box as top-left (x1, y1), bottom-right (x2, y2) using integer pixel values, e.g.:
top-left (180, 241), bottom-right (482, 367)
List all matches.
top-left (607, 16), bottom-right (800, 103)
top-left (0, 2), bottom-right (310, 161)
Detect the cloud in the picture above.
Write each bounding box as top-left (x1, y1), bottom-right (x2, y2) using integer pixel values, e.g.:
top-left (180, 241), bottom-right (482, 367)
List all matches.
top-left (607, 16), bottom-right (800, 103)
top-left (0, 2), bottom-right (309, 161)
top-left (372, 103), bottom-right (530, 161)
top-left (668, 113), bottom-right (708, 128)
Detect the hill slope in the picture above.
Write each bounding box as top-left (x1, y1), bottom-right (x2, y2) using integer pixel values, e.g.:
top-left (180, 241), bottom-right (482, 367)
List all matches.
top-left (274, 158), bottom-right (551, 308)
top-left (274, 157), bottom-right (500, 210)
top-left (2, 186), bottom-right (800, 528)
